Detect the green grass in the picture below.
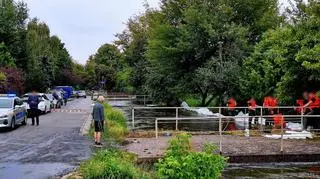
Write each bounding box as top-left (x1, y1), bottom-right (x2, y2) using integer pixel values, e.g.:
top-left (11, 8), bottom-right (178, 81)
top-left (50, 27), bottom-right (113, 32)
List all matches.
top-left (156, 133), bottom-right (227, 179)
top-left (89, 103), bottom-right (129, 143)
top-left (84, 104), bottom-right (226, 179)
top-left (80, 149), bottom-right (150, 179)
top-left (185, 95), bottom-right (217, 107)
top-left (83, 103), bottom-right (149, 178)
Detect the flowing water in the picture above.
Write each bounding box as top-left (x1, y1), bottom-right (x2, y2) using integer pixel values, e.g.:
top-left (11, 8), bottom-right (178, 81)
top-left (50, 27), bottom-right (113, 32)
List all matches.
top-left (223, 164), bottom-right (320, 178)
top-left (109, 100), bottom-right (320, 178)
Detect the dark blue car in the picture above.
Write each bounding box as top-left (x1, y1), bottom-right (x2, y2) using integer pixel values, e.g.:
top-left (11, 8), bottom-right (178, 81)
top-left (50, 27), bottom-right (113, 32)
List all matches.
top-left (54, 86), bottom-right (74, 99)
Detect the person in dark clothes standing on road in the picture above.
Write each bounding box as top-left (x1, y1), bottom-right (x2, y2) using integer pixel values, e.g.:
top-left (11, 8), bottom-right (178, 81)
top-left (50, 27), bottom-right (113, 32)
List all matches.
top-left (28, 90), bottom-right (40, 126)
top-left (92, 96), bottom-right (105, 146)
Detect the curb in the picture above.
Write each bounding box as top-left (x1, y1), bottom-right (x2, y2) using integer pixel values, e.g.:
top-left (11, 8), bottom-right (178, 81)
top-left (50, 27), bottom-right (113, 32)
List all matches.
top-left (80, 114), bottom-right (92, 135)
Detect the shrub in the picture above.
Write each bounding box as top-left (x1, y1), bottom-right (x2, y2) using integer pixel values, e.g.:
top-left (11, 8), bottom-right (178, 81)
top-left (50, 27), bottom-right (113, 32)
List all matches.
top-left (103, 103), bottom-right (128, 143)
top-left (165, 133), bottom-right (192, 157)
top-left (156, 133), bottom-right (227, 179)
top-left (80, 149), bottom-right (142, 179)
top-left (89, 103), bottom-right (128, 143)
top-left (104, 120), bottom-right (128, 143)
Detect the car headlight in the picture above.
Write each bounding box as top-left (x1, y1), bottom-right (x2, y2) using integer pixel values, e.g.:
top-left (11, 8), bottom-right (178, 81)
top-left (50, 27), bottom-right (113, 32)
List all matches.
top-left (0, 115), bottom-right (8, 118)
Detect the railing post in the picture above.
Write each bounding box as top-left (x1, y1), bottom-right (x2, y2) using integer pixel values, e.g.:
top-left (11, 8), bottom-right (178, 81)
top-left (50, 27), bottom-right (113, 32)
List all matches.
top-left (155, 119), bottom-right (158, 139)
top-left (280, 120), bottom-right (284, 153)
top-left (132, 107), bottom-right (135, 129)
top-left (260, 106), bottom-right (263, 132)
top-left (143, 95), bottom-right (146, 106)
top-left (219, 107), bottom-right (222, 154)
top-left (301, 109), bottom-right (304, 130)
top-left (175, 108), bottom-right (179, 130)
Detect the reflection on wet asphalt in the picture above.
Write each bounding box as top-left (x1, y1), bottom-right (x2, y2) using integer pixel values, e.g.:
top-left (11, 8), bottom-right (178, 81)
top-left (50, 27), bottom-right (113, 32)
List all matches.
top-left (0, 98), bottom-right (92, 179)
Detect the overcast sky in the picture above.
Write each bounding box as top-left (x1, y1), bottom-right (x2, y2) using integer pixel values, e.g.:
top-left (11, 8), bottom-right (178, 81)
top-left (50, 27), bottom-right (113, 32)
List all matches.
top-left (24, 0), bottom-right (290, 64)
top-left (24, 0), bottom-right (160, 64)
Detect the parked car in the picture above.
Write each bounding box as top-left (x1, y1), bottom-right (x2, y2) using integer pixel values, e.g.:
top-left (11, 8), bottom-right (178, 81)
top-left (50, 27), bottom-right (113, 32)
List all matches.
top-left (77, 90), bottom-right (86, 98)
top-left (54, 86), bottom-right (74, 99)
top-left (46, 94), bottom-right (62, 109)
top-left (22, 93), bottom-right (52, 114)
top-left (72, 91), bottom-right (77, 98)
top-left (52, 91), bottom-right (64, 107)
top-left (92, 92), bottom-right (99, 101)
top-left (0, 94), bottom-right (27, 129)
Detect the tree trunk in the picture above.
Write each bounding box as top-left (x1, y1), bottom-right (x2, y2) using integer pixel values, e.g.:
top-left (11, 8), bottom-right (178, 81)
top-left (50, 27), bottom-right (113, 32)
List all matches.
top-left (201, 93), bottom-right (207, 106)
top-left (204, 95), bottom-right (215, 107)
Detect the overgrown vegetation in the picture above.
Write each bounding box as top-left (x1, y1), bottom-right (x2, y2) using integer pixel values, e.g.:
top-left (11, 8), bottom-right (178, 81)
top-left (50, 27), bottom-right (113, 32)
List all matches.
top-left (88, 0), bottom-right (319, 106)
top-left (85, 107), bottom-right (226, 179)
top-left (0, 0), bottom-right (87, 93)
top-left (102, 103), bottom-right (128, 143)
top-left (156, 133), bottom-right (227, 179)
top-left (79, 149), bottom-right (149, 179)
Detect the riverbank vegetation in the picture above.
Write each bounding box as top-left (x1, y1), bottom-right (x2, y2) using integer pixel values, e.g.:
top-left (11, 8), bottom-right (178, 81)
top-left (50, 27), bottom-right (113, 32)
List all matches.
top-left (86, 0), bottom-right (320, 106)
top-left (0, 0), bottom-right (88, 93)
top-left (157, 133), bottom-right (227, 178)
top-left (82, 104), bottom-right (226, 179)
top-left (1, 0), bottom-right (319, 105)
top-left (102, 103), bottom-right (128, 143)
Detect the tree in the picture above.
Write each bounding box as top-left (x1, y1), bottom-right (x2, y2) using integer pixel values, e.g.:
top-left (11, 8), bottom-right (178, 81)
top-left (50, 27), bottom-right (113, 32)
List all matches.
top-left (25, 19), bottom-right (53, 91)
top-left (0, 42), bottom-right (15, 67)
top-left (226, 0), bottom-right (283, 43)
top-left (0, 72), bottom-right (7, 93)
top-left (0, 67), bottom-right (25, 95)
top-left (240, 0), bottom-right (320, 104)
top-left (194, 59), bottom-right (240, 106)
top-left (146, 0), bottom-right (249, 105)
top-left (85, 55), bottom-right (98, 89)
top-left (91, 43), bottom-right (122, 90)
top-left (115, 11), bottom-right (156, 93)
top-left (0, 0), bottom-right (28, 68)
top-left (72, 62), bottom-right (88, 89)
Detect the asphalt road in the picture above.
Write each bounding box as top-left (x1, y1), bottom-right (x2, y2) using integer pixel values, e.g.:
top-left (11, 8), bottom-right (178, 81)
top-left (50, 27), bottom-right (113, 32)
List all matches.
top-left (0, 98), bottom-right (92, 179)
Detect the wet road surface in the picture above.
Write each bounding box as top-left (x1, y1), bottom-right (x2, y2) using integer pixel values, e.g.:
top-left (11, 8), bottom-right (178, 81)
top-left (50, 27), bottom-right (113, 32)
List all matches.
top-left (0, 98), bottom-right (92, 179)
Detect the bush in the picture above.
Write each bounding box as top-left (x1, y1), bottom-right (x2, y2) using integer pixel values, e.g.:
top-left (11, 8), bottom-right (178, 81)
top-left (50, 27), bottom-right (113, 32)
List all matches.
top-left (165, 133), bottom-right (191, 157)
top-left (104, 120), bottom-right (128, 143)
top-left (80, 149), bottom-right (144, 179)
top-left (101, 103), bottom-right (128, 143)
top-left (156, 133), bottom-right (227, 179)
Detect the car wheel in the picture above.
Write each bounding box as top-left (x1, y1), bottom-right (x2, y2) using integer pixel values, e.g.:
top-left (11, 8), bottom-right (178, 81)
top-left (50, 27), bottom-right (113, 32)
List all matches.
top-left (22, 116), bottom-right (27, 125)
top-left (11, 118), bottom-right (16, 129)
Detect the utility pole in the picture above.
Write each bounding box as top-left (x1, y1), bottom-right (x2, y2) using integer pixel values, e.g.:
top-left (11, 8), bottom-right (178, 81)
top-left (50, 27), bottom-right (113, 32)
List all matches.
top-left (218, 41), bottom-right (223, 106)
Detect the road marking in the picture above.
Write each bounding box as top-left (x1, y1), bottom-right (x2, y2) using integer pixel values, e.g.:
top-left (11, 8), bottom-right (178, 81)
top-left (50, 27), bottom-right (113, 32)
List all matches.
top-left (0, 141), bottom-right (90, 146)
top-left (52, 109), bottom-right (88, 113)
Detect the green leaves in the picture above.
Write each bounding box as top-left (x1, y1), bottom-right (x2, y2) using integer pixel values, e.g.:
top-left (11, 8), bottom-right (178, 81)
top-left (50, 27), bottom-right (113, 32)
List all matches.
top-left (156, 133), bottom-right (227, 179)
top-left (0, 42), bottom-right (15, 67)
top-left (240, 1), bottom-right (320, 103)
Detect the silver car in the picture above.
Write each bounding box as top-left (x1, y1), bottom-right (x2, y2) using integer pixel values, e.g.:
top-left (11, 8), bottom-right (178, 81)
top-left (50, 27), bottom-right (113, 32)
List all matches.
top-left (0, 94), bottom-right (27, 129)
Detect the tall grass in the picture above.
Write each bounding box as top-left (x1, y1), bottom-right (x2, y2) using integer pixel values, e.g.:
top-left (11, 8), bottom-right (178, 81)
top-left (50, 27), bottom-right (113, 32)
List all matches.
top-left (156, 133), bottom-right (227, 179)
top-left (89, 103), bottom-right (129, 143)
top-left (81, 103), bottom-right (147, 178)
top-left (80, 149), bottom-right (150, 179)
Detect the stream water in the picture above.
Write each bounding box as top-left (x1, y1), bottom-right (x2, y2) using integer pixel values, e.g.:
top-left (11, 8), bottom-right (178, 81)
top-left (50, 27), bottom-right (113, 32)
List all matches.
top-left (109, 100), bottom-right (320, 178)
top-left (222, 164), bottom-right (320, 178)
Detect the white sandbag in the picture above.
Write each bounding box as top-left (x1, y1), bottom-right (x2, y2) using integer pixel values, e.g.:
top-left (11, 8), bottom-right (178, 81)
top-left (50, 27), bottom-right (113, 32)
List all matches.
top-left (286, 122), bottom-right (303, 131)
top-left (264, 131), bottom-right (313, 139)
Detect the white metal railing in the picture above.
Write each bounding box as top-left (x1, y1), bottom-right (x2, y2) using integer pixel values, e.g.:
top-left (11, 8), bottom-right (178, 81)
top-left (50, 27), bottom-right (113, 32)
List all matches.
top-left (107, 95), bottom-right (151, 105)
top-left (154, 115), bottom-right (320, 153)
top-left (131, 106), bottom-right (311, 129)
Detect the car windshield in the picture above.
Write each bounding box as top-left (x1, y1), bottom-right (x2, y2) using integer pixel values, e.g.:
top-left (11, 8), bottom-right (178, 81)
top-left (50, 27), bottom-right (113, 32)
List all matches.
top-left (46, 94), bottom-right (53, 100)
top-left (0, 99), bottom-right (13, 108)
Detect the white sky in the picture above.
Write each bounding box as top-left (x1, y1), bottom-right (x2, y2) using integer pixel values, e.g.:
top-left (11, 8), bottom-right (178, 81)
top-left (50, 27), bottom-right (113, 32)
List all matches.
top-left (24, 0), bottom-right (160, 64)
top-left (24, 0), bottom-right (290, 64)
